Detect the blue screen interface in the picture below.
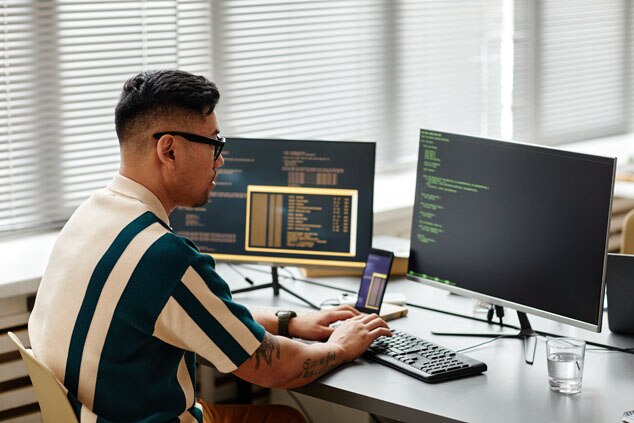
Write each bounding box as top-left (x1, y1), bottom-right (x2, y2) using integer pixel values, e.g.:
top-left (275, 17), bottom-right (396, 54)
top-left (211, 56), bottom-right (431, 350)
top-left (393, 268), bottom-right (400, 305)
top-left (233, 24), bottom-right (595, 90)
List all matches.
top-left (356, 253), bottom-right (392, 311)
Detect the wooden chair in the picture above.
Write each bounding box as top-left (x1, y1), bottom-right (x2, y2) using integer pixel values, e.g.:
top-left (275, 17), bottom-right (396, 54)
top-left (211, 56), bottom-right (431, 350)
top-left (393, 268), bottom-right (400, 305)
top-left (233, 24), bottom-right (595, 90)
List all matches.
top-left (7, 332), bottom-right (78, 423)
top-left (620, 209), bottom-right (634, 254)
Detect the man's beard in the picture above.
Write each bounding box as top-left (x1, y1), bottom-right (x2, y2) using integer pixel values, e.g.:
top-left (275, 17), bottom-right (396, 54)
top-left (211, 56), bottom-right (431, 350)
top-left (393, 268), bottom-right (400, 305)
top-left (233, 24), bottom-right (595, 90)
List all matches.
top-left (192, 194), bottom-right (210, 208)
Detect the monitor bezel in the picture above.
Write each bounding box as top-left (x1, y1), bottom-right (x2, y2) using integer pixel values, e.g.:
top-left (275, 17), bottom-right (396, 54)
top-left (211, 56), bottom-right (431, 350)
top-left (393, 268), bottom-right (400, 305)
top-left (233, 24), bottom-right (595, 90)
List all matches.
top-left (213, 253), bottom-right (367, 269)
top-left (407, 130), bottom-right (616, 333)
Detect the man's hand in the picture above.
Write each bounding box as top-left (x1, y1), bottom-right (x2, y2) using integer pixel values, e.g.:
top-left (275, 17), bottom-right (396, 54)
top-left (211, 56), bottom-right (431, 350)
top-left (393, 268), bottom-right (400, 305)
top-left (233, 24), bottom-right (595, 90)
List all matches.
top-left (327, 313), bottom-right (392, 362)
top-left (288, 305), bottom-right (360, 341)
top-left (233, 311), bottom-right (391, 389)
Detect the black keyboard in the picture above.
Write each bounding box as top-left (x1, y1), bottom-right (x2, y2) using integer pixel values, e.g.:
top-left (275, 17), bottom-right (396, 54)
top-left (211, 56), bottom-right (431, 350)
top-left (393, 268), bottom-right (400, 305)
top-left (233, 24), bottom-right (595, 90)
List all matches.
top-left (364, 328), bottom-right (488, 383)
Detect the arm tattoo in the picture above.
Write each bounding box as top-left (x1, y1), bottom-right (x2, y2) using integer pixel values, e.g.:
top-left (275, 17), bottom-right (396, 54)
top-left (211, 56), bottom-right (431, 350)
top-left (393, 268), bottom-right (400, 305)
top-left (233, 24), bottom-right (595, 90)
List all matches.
top-left (302, 352), bottom-right (337, 378)
top-left (251, 333), bottom-right (280, 369)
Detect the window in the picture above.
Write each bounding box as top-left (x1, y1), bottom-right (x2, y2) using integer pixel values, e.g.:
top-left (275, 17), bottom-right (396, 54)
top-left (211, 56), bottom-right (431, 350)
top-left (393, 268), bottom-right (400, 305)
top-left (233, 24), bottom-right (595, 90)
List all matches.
top-left (3, 0), bottom-right (632, 234)
top-left (212, 0), bottom-right (388, 158)
top-left (213, 0), bottom-right (505, 169)
top-left (513, 0), bottom-right (627, 145)
top-left (391, 0), bottom-right (505, 163)
top-left (1, 0), bottom-right (213, 233)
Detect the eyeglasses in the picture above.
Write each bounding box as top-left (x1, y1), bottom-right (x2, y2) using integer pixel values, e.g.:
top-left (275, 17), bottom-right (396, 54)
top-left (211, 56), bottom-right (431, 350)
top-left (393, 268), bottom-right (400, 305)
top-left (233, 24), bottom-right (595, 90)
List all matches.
top-left (153, 131), bottom-right (226, 161)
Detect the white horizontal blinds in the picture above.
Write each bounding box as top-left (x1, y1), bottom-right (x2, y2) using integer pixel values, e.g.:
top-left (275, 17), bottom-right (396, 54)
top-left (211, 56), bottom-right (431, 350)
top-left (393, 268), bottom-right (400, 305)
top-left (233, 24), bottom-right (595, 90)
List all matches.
top-left (530, 0), bottom-right (626, 145)
top-left (625, 0), bottom-right (634, 132)
top-left (215, 0), bottom-right (387, 159)
top-left (0, 1), bottom-right (212, 233)
top-left (510, 0), bottom-right (536, 144)
top-left (393, 0), bottom-right (504, 164)
top-left (58, 0), bottom-right (213, 213)
top-left (173, 1), bottom-right (213, 73)
top-left (630, 0), bottom-right (634, 131)
top-left (0, 1), bottom-right (53, 232)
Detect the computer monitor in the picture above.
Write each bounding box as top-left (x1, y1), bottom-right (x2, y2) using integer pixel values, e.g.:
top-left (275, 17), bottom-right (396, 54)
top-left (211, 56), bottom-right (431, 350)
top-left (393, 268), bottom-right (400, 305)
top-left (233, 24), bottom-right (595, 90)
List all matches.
top-left (408, 130), bottom-right (615, 350)
top-left (170, 137), bottom-right (375, 269)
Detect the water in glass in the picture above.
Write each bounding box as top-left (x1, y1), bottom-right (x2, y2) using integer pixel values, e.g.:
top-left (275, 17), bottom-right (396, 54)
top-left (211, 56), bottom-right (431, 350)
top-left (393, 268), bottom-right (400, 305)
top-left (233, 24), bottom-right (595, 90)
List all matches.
top-left (547, 352), bottom-right (584, 394)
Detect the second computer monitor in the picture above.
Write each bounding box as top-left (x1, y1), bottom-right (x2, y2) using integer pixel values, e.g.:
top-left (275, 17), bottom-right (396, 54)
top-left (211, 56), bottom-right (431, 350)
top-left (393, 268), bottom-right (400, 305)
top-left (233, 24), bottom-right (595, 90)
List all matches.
top-left (408, 129), bottom-right (615, 331)
top-left (170, 137), bottom-right (375, 268)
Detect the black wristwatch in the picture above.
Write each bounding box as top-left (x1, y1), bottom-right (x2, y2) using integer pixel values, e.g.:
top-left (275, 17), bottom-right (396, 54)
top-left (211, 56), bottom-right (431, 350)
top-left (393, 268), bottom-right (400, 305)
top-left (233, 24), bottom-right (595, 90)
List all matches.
top-left (275, 310), bottom-right (297, 338)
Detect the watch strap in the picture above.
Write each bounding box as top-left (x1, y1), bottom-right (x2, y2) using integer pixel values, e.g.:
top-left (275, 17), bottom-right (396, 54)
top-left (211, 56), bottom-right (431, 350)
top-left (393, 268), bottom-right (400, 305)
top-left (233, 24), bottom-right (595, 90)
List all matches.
top-left (276, 310), bottom-right (297, 337)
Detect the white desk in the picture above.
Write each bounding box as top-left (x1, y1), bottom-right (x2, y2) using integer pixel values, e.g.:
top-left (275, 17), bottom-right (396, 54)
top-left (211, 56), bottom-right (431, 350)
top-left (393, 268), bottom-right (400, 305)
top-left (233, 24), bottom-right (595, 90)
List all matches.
top-left (2, 247), bottom-right (633, 422)
top-left (223, 264), bottom-right (634, 423)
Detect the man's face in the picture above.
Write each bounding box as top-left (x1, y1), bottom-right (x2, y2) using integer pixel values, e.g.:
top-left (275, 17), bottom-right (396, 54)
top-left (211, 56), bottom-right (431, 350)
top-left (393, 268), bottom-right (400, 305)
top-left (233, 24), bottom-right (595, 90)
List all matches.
top-left (175, 112), bottom-right (224, 208)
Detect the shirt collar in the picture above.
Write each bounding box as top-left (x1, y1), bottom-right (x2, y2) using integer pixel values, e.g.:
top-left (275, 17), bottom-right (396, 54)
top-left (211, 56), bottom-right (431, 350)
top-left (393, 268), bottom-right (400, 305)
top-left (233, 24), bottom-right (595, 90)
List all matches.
top-left (107, 174), bottom-right (171, 227)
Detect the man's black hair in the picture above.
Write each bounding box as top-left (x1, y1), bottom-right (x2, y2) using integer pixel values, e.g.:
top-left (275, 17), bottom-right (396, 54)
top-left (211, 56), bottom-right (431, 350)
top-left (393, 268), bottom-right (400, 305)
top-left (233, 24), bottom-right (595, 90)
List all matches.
top-left (114, 69), bottom-right (220, 144)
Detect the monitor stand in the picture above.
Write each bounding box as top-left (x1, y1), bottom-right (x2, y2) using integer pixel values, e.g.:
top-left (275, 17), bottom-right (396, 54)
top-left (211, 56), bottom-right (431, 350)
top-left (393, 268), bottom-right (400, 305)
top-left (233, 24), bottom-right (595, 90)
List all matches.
top-left (231, 266), bottom-right (321, 310)
top-left (431, 310), bottom-right (538, 364)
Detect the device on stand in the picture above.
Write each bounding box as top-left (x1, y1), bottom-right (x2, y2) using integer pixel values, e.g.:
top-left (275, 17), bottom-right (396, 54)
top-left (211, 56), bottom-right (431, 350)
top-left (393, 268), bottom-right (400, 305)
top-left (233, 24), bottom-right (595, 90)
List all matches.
top-left (407, 129), bottom-right (615, 364)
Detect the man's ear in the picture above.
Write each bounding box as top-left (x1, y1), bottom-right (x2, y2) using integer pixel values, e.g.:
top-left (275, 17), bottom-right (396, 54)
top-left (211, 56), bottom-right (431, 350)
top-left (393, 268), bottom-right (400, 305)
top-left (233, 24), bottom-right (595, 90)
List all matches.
top-left (155, 134), bottom-right (177, 170)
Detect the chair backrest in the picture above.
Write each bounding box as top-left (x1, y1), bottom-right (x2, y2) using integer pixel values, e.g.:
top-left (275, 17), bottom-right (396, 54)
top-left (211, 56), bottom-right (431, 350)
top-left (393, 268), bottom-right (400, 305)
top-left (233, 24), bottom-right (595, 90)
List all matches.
top-left (621, 209), bottom-right (634, 254)
top-left (7, 332), bottom-right (78, 423)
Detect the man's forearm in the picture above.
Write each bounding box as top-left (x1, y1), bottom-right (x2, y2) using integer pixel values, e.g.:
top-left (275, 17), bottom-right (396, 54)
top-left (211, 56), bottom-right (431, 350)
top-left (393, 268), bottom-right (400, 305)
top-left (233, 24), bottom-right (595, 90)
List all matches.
top-left (234, 332), bottom-right (345, 389)
top-left (277, 338), bottom-right (345, 389)
top-left (251, 312), bottom-right (278, 335)
top-left (236, 312), bottom-right (389, 389)
top-left (301, 352), bottom-right (337, 378)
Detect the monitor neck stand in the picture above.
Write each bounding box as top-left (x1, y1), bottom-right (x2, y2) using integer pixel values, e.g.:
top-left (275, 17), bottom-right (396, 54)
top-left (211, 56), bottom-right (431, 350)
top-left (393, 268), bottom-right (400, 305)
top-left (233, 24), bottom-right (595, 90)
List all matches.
top-left (230, 266), bottom-right (320, 310)
top-left (431, 310), bottom-right (538, 364)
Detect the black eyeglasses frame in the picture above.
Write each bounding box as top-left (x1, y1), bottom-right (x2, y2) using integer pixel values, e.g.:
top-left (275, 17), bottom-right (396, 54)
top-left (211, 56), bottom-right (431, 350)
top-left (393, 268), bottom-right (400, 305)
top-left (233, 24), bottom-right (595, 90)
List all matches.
top-left (153, 131), bottom-right (225, 161)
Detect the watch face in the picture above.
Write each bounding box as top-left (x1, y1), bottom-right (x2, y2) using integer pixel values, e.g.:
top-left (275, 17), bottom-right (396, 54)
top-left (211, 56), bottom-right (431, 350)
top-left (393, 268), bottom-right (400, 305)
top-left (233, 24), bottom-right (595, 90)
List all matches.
top-left (276, 310), bottom-right (296, 318)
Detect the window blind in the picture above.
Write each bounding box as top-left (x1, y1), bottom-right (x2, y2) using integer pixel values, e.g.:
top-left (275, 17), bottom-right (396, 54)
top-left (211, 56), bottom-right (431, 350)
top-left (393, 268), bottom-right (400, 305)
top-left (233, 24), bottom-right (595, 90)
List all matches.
top-left (1, 0), bottom-right (212, 233)
top-left (211, 0), bottom-right (389, 159)
top-left (213, 0), bottom-right (506, 170)
top-left (2, 1), bottom-right (517, 233)
top-left (513, 0), bottom-right (626, 145)
top-left (392, 0), bottom-right (505, 164)
top-left (1, 1), bottom-right (44, 232)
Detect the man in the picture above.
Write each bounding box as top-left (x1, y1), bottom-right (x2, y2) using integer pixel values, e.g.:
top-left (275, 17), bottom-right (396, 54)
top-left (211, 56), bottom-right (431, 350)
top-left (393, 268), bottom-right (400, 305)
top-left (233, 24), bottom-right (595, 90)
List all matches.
top-left (28, 69), bottom-right (391, 422)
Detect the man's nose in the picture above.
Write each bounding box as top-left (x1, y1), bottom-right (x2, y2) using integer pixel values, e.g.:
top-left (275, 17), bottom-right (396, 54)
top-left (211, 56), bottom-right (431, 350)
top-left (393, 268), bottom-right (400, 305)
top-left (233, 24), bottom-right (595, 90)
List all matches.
top-left (214, 153), bottom-right (224, 168)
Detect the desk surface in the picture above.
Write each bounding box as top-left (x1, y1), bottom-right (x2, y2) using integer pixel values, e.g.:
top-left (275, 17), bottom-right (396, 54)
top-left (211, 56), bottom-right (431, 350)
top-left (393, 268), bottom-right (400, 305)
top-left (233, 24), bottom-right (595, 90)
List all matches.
top-left (223, 264), bottom-right (634, 423)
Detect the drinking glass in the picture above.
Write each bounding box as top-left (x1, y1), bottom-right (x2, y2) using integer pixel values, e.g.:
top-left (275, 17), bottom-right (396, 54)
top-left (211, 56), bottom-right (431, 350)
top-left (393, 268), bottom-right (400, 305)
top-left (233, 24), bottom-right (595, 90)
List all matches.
top-left (546, 337), bottom-right (586, 394)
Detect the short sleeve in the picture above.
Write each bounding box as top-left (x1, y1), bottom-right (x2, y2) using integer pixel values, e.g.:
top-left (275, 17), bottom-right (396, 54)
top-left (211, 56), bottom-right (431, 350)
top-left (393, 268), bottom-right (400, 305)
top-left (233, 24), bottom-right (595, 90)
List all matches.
top-left (153, 254), bottom-right (265, 372)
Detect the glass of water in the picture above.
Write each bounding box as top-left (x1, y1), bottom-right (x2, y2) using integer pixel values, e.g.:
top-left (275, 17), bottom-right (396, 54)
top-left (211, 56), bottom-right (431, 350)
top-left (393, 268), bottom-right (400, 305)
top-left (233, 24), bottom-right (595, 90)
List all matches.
top-left (546, 337), bottom-right (586, 394)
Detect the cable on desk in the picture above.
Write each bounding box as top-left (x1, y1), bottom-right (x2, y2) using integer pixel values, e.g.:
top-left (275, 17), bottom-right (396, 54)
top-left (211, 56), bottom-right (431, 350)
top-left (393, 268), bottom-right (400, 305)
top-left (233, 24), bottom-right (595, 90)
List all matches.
top-left (273, 266), bottom-right (524, 328)
top-left (456, 335), bottom-right (511, 353)
top-left (405, 302), bottom-right (522, 331)
top-left (226, 263), bottom-right (256, 286)
top-left (287, 391), bottom-right (314, 423)
top-left (319, 298), bottom-right (342, 308)
top-left (494, 305), bottom-right (505, 326)
top-left (276, 267), bottom-right (523, 329)
top-left (457, 333), bottom-right (556, 354)
top-left (230, 265), bottom-right (634, 356)
top-left (540, 335), bottom-right (634, 355)
top-left (236, 264), bottom-right (357, 294)
top-left (277, 266), bottom-right (298, 281)
top-left (275, 271), bottom-right (527, 335)
top-left (275, 267), bottom-right (357, 294)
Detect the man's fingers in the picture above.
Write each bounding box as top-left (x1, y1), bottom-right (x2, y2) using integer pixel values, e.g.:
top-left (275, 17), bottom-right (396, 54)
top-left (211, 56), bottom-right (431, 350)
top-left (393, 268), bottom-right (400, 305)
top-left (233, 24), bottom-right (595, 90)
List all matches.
top-left (327, 310), bottom-right (356, 322)
top-left (321, 326), bottom-right (335, 337)
top-left (349, 313), bottom-right (367, 321)
top-left (335, 305), bottom-right (361, 315)
top-left (369, 327), bottom-right (393, 338)
top-left (363, 316), bottom-right (390, 331)
top-left (359, 313), bottom-right (382, 323)
top-left (344, 313), bottom-right (388, 330)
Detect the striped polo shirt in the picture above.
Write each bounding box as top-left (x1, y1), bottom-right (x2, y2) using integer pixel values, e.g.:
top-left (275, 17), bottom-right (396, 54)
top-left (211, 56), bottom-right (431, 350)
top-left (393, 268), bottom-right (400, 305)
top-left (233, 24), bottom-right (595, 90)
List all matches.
top-left (28, 174), bottom-right (265, 423)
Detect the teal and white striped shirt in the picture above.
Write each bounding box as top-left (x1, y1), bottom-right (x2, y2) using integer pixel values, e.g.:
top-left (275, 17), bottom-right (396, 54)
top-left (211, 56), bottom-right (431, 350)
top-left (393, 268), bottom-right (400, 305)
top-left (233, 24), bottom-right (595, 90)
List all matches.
top-left (29, 174), bottom-right (265, 422)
